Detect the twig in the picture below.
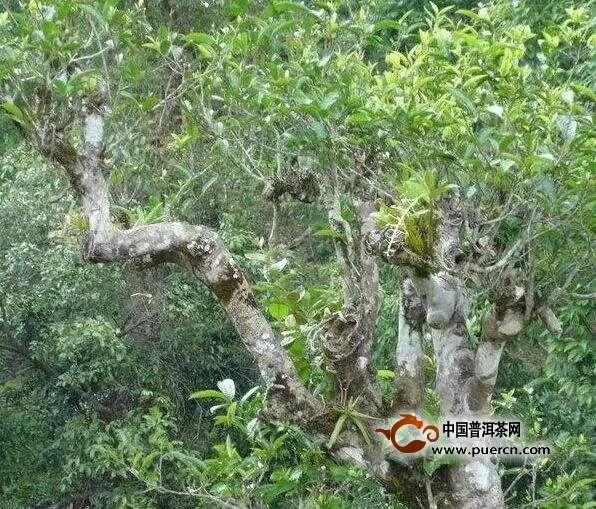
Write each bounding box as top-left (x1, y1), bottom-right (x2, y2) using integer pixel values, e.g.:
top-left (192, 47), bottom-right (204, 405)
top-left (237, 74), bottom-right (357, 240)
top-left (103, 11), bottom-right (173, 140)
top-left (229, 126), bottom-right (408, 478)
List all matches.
top-left (268, 201), bottom-right (279, 245)
top-left (504, 457), bottom-right (529, 499)
top-left (531, 461), bottom-right (537, 508)
top-left (466, 236), bottom-right (525, 274)
top-left (425, 478), bottom-right (438, 509)
top-left (144, 485), bottom-right (247, 509)
top-left (568, 292), bottom-right (596, 299)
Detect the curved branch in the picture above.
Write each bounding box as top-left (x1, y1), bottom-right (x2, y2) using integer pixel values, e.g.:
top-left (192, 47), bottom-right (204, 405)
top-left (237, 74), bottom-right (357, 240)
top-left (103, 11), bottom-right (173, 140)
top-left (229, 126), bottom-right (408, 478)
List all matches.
top-left (465, 236), bottom-right (526, 274)
top-left (37, 111), bottom-right (324, 426)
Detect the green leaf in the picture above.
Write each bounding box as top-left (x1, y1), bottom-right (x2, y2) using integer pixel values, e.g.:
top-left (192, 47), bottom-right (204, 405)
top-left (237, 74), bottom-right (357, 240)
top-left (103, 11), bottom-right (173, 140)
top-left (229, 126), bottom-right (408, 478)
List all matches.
top-left (314, 226), bottom-right (345, 240)
top-left (268, 301), bottom-right (290, 320)
top-left (1, 102), bottom-right (25, 124)
top-left (423, 455), bottom-right (455, 475)
top-left (185, 32), bottom-right (216, 46)
top-left (373, 20), bottom-right (403, 32)
top-left (377, 369), bottom-right (395, 380)
top-left (463, 74), bottom-right (487, 88)
top-left (227, 401), bottom-right (237, 417)
top-left (227, 0), bottom-right (250, 16)
top-left (310, 120), bottom-right (327, 140)
top-left (456, 9), bottom-right (483, 21)
top-left (352, 417), bottom-right (372, 446)
top-left (196, 44), bottom-right (215, 60)
top-left (570, 83), bottom-right (596, 102)
top-left (320, 91), bottom-right (340, 111)
top-left (225, 434), bottom-right (236, 457)
top-left (346, 110), bottom-right (372, 125)
top-left (328, 414), bottom-right (347, 448)
top-left (450, 89), bottom-right (477, 116)
top-left (189, 389), bottom-right (230, 401)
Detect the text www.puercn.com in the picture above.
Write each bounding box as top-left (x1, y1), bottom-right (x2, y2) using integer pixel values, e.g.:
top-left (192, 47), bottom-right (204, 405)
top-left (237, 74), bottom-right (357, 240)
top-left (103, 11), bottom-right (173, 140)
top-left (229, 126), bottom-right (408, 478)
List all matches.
top-left (430, 445), bottom-right (551, 457)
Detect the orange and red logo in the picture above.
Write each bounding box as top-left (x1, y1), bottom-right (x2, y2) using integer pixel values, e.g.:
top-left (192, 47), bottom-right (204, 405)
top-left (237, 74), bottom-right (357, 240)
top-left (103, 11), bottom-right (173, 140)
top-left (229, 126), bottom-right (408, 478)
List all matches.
top-left (375, 413), bottom-right (439, 453)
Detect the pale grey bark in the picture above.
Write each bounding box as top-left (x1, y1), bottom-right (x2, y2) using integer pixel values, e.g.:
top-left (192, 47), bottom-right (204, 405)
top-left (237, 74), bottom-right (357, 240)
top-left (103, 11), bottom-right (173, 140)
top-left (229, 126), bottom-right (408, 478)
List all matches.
top-left (446, 459), bottom-right (505, 509)
top-left (366, 213), bottom-right (533, 508)
top-left (34, 109), bottom-right (562, 507)
top-left (394, 278), bottom-right (425, 409)
top-left (420, 274), bottom-right (507, 509)
top-left (536, 304), bottom-right (563, 334)
top-left (38, 111), bottom-right (324, 426)
top-left (354, 198), bottom-right (382, 390)
top-left (468, 306), bottom-right (524, 414)
top-left (35, 113), bottom-right (408, 491)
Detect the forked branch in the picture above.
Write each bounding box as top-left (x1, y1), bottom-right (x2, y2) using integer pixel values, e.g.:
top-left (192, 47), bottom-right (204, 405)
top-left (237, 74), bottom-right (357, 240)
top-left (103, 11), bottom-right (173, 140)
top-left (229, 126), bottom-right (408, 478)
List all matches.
top-left (37, 110), bottom-right (324, 426)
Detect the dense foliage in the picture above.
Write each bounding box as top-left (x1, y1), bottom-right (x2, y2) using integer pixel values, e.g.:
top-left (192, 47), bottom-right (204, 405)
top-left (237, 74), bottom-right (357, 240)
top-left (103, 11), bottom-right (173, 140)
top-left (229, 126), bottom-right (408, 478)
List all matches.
top-left (0, 0), bottom-right (594, 508)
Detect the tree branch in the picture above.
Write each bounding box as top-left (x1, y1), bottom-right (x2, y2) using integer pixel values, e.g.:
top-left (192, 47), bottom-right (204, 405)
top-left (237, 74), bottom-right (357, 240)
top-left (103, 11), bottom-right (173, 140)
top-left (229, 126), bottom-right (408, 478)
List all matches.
top-left (365, 227), bottom-right (435, 275)
top-left (393, 278), bottom-right (426, 410)
top-left (322, 198), bottom-right (382, 413)
top-left (468, 306), bottom-right (524, 413)
top-left (36, 110), bottom-right (324, 426)
top-left (536, 305), bottom-right (563, 334)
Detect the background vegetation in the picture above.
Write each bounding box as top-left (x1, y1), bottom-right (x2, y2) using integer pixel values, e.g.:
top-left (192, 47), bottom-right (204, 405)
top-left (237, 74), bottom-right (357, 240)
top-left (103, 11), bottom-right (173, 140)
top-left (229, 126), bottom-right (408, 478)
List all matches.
top-left (0, 0), bottom-right (594, 507)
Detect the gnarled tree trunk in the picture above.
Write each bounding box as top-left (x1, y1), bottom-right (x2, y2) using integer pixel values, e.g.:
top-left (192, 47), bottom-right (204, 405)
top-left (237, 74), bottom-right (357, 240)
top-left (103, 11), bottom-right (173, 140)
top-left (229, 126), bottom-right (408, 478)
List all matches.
top-left (33, 108), bottom-right (560, 508)
top-left (369, 208), bottom-right (532, 508)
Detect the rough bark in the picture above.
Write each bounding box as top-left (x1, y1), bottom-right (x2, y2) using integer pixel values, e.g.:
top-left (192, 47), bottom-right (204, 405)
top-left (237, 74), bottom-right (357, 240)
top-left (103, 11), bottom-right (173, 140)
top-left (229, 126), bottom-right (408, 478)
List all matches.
top-left (424, 274), bottom-right (474, 415)
top-left (365, 227), bottom-right (435, 275)
top-left (39, 111), bottom-right (324, 427)
top-left (262, 172), bottom-right (320, 204)
top-left (443, 460), bottom-right (504, 509)
top-left (322, 197), bottom-right (382, 413)
top-left (423, 274), bottom-right (506, 509)
top-left (34, 110), bottom-right (551, 507)
top-left (355, 199), bottom-right (381, 322)
top-left (394, 278), bottom-right (426, 409)
top-left (367, 214), bottom-right (517, 508)
top-left (33, 112), bottom-right (411, 495)
top-left (322, 307), bottom-right (381, 413)
top-left (468, 306), bottom-right (524, 413)
top-left (327, 178), bottom-right (358, 306)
